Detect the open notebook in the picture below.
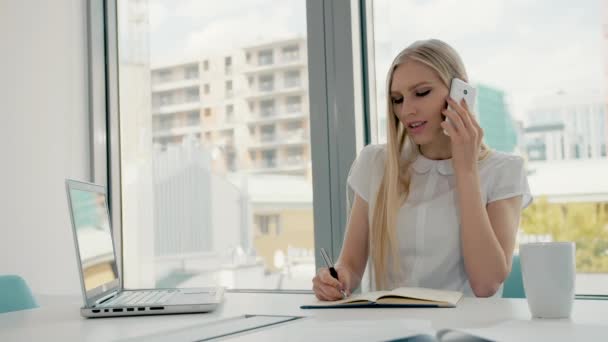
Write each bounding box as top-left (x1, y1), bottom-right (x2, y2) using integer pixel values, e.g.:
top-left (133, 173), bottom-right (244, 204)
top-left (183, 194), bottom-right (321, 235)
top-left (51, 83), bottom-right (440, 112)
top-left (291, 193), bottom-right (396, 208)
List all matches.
top-left (301, 287), bottom-right (463, 309)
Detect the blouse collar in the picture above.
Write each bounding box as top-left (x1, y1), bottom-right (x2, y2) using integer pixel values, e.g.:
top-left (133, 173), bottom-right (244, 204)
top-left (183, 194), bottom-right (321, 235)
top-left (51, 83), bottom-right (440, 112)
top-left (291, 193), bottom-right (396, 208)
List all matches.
top-left (411, 154), bottom-right (455, 175)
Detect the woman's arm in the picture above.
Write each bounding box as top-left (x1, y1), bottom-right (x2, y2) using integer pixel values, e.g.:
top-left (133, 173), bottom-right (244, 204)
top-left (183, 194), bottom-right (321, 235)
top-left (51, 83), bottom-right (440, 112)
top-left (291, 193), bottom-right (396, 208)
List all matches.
top-left (312, 193), bottom-right (369, 300)
top-left (336, 193), bottom-right (370, 290)
top-left (456, 172), bottom-right (522, 297)
top-left (442, 97), bottom-right (523, 297)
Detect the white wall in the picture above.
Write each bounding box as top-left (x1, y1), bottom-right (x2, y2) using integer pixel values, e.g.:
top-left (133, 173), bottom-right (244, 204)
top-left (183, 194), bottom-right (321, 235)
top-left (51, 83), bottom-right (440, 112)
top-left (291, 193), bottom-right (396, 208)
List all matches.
top-left (0, 0), bottom-right (90, 295)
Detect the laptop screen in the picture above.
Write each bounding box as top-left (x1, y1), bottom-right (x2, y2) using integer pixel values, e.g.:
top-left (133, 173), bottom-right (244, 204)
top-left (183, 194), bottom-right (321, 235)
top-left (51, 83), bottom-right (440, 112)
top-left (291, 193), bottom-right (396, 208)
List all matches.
top-left (68, 186), bottom-right (119, 293)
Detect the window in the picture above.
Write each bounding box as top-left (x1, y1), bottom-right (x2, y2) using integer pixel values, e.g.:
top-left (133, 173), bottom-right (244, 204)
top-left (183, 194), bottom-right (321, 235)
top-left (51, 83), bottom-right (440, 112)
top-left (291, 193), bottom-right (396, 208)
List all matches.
top-left (369, 0), bottom-right (608, 295)
top-left (260, 124), bottom-right (276, 142)
top-left (261, 150), bottom-right (277, 168)
top-left (286, 96), bottom-right (301, 113)
top-left (259, 74), bottom-right (274, 92)
top-left (225, 80), bottom-right (233, 98)
top-left (258, 49), bottom-right (273, 66)
top-left (184, 65), bottom-right (199, 79)
top-left (115, 0), bottom-right (318, 291)
top-left (187, 111), bottom-right (200, 126)
top-left (284, 70), bottom-right (300, 88)
top-left (225, 56), bottom-right (232, 74)
top-left (260, 99), bottom-right (275, 117)
top-left (226, 105), bottom-right (234, 123)
top-left (186, 88), bottom-right (199, 102)
top-left (282, 45), bottom-right (299, 62)
top-left (255, 215), bottom-right (281, 236)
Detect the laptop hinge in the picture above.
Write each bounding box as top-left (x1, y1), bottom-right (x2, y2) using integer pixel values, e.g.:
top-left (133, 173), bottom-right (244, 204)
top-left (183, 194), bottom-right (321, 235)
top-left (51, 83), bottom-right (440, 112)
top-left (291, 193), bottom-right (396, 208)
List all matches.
top-left (94, 291), bottom-right (119, 306)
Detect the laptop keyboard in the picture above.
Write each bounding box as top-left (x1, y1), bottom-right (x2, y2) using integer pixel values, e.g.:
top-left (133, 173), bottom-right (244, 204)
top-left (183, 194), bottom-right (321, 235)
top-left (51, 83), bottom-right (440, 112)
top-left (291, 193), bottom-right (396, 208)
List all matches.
top-left (100, 289), bottom-right (177, 307)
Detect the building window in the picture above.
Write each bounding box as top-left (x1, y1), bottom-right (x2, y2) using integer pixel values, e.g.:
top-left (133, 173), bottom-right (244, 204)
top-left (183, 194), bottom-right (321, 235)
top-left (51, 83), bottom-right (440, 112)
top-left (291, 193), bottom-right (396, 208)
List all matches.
top-left (246, 52), bottom-right (251, 63)
top-left (226, 105), bottom-right (234, 123)
top-left (186, 87), bottom-right (199, 102)
top-left (258, 49), bottom-right (273, 66)
top-left (225, 56), bottom-right (232, 74)
top-left (260, 124), bottom-right (275, 142)
top-left (225, 80), bottom-right (233, 98)
top-left (282, 45), bottom-right (299, 62)
top-left (285, 120), bottom-right (303, 131)
top-left (187, 111), bottom-right (200, 126)
top-left (260, 99), bottom-right (275, 117)
top-left (159, 93), bottom-right (173, 105)
top-left (203, 60), bottom-right (209, 71)
top-left (204, 132), bottom-right (211, 140)
top-left (184, 65), bottom-right (198, 79)
top-left (259, 74), bottom-right (274, 92)
top-left (157, 69), bottom-right (171, 82)
top-left (261, 150), bottom-right (277, 168)
top-left (204, 84), bottom-right (210, 94)
top-left (284, 70), bottom-right (300, 88)
top-left (286, 96), bottom-right (301, 113)
top-left (255, 214), bottom-right (280, 236)
top-left (204, 108), bottom-right (212, 117)
top-left (248, 76), bottom-right (254, 88)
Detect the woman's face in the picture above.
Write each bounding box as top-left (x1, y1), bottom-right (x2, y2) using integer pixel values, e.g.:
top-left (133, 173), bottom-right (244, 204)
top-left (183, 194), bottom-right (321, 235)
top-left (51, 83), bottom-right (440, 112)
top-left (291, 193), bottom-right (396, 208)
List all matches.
top-left (390, 59), bottom-right (449, 146)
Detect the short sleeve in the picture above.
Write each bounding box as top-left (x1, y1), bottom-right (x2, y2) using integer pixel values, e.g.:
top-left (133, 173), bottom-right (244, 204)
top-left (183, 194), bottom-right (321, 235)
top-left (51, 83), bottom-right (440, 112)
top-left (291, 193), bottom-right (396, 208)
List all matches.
top-left (347, 144), bottom-right (383, 202)
top-left (488, 155), bottom-right (533, 209)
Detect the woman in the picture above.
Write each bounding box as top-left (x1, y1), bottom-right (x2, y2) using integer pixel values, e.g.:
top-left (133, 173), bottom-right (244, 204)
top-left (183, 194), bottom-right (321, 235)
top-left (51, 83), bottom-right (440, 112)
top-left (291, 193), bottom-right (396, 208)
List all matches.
top-left (312, 39), bottom-right (532, 300)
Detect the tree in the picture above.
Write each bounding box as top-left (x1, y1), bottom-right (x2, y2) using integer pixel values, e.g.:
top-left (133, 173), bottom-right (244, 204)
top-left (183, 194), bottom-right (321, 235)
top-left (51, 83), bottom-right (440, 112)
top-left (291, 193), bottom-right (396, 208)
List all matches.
top-left (520, 197), bottom-right (608, 273)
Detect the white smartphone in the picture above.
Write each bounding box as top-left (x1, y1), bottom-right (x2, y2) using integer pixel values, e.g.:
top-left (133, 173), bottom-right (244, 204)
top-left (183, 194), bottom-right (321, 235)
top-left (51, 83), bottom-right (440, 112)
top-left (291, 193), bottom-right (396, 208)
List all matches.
top-left (444, 78), bottom-right (477, 135)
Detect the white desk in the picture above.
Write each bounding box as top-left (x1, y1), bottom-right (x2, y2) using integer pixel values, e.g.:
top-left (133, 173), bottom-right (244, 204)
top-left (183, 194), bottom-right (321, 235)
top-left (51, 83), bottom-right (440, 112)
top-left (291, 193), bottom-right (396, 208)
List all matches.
top-left (1, 292), bottom-right (608, 341)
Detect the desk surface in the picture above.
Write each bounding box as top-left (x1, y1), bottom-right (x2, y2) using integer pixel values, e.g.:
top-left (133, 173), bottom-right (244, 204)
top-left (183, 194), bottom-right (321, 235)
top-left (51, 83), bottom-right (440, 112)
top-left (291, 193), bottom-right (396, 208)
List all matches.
top-left (1, 292), bottom-right (608, 341)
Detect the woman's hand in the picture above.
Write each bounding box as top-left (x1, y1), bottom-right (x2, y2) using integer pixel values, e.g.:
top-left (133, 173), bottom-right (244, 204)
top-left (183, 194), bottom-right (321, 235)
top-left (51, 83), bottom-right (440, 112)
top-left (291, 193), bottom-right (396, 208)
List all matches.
top-left (440, 97), bottom-right (484, 175)
top-left (312, 265), bottom-right (355, 301)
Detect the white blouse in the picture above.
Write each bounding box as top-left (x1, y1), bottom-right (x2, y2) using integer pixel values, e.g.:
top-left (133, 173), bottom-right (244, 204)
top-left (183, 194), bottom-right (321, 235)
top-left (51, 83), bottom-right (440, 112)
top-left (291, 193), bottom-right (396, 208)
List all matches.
top-left (347, 144), bottom-right (533, 297)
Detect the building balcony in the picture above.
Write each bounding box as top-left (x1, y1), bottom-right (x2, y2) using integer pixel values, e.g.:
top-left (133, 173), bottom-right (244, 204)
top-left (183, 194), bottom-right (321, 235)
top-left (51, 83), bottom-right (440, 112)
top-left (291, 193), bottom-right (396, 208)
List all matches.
top-left (152, 101), bottom-right (201, 115)
top-left (151, 78), bottom-right (200, 92)
top-left (245, 83), bottom-right (306, 100)
top-left (153, 124), bottom-right (201, 138)
top-left (243, 58), bottom-right (307, 75)
top-left (247, 111), bottom-right (306, 125)
top-left (247, 129), bottom-right (308, 149)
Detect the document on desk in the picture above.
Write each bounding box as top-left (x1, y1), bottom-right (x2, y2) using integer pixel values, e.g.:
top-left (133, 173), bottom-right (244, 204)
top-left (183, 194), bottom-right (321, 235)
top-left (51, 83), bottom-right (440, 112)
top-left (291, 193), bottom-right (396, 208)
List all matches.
top-left (301, 287), bottom-right (463, 309)
top-left (223, 317), bottom-right (434, 342)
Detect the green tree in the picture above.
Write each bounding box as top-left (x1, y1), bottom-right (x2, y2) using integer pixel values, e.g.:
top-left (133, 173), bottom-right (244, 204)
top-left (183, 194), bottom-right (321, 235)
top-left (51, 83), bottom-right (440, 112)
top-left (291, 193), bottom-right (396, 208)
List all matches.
top-left (521, 197), bottom-right (608, 273)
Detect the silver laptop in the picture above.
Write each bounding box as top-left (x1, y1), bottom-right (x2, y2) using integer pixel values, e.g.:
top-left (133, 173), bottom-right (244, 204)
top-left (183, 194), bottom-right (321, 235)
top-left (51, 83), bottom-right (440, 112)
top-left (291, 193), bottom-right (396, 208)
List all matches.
top-left (65, 179), bottom-right (224, 318)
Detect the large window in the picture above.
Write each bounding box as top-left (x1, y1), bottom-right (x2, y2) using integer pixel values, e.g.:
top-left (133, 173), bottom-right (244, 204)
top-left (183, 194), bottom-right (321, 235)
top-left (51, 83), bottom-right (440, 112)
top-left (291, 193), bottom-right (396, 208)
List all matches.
top-left (117, 0), bottom-right (316, 290)
top-left (370, 0), bottom-right (608, 294)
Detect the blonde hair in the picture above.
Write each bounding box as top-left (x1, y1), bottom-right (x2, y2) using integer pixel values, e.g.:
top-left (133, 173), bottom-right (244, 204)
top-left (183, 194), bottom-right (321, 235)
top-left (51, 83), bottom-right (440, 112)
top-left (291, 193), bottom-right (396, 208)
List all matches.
top-left (370, 39), bottom-right (491, 290)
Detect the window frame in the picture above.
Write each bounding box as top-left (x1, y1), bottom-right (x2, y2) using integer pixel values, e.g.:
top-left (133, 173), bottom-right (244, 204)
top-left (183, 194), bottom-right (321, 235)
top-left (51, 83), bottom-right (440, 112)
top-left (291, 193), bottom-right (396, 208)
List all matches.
top-left (93, 0), bottom-right (367, 292)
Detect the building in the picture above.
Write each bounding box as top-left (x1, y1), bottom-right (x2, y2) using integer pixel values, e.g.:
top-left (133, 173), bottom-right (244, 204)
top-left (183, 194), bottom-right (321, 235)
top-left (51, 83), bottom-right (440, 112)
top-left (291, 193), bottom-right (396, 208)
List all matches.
top-left (149, 37), bottom-right (311, 178)
top-left (525, 92), bottom-right (608, 161)
top-left (524, 123), bottom-right (566, 161)
top-left (475, 84), bottom-right (518, 153)
top-left (148, 38), bottom-right (315, 282)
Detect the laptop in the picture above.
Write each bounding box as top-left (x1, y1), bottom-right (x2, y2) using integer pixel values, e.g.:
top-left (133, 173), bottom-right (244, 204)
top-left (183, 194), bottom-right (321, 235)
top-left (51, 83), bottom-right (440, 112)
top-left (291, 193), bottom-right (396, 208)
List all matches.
top-left (65, 179), bottom-right (224, 318)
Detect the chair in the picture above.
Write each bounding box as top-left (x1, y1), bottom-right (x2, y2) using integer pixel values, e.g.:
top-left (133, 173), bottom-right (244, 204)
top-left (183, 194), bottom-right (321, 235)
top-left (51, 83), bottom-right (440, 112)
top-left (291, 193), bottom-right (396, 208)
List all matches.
top-left (0, 275), bottom-right (38, 314)
top-left (502, 254), bottom-right (526, 298)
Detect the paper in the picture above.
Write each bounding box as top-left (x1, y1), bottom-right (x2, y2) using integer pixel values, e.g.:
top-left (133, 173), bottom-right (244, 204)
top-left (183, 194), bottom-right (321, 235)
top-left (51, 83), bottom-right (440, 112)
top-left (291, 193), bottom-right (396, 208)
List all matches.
top-left (224, 317), bottom-right (434, 342)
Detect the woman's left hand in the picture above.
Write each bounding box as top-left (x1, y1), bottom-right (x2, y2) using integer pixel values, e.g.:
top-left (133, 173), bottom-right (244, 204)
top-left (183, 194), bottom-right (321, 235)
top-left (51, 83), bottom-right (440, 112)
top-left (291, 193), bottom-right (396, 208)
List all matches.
top-left (440, 97), bottom-right (484, 175)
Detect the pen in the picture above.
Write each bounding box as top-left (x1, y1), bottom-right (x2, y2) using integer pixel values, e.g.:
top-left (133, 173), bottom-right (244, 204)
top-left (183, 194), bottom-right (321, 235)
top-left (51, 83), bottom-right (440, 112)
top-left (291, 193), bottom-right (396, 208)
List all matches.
top-left (320, 247), bottom-right (348, 299)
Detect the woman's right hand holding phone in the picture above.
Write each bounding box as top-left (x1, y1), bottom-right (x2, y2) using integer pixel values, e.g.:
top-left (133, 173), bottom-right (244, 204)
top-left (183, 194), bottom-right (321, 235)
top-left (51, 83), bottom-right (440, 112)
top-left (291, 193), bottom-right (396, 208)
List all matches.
top-left (312, 265), bottom-right (355, 301)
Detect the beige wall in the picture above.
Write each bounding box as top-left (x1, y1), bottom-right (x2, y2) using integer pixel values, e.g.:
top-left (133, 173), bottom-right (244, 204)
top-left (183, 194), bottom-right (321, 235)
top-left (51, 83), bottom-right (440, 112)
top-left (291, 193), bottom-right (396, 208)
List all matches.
top-left (253, 207), bottom-right (314, 272)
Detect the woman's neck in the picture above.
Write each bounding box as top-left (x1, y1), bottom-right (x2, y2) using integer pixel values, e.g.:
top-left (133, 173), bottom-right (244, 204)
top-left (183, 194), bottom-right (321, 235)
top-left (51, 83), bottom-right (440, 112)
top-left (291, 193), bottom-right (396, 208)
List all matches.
top-left (419, 134), bottom-right (452, 160)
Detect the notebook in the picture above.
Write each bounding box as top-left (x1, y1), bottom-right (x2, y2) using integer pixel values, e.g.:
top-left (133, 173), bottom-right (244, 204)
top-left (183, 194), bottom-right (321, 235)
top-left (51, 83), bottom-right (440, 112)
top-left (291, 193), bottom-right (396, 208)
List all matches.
top-left (300, 287), bottom-right (462, 309)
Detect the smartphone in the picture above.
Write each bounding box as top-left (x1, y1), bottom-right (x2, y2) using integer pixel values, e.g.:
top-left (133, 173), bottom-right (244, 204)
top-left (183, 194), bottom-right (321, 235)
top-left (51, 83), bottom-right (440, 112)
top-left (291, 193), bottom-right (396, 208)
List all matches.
top-left (444, 78), bottom-right (477, 135)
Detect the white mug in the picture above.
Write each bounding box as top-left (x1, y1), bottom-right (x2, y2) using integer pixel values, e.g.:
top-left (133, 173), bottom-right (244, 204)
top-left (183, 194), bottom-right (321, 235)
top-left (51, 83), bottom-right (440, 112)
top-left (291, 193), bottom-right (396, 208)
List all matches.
top-left (520, 242), bottom-right (576, 319)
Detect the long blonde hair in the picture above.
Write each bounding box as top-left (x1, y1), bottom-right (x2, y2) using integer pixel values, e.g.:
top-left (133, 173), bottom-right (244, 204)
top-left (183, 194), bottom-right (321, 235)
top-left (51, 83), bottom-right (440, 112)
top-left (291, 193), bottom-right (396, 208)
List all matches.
top-left (370, 39), bottom-right (490, 290)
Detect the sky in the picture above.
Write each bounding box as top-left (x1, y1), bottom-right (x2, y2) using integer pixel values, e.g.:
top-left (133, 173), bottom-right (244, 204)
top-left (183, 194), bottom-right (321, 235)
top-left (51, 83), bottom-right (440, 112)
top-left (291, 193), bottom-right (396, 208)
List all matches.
top-left (141, 0), bottom-right (605, 123)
